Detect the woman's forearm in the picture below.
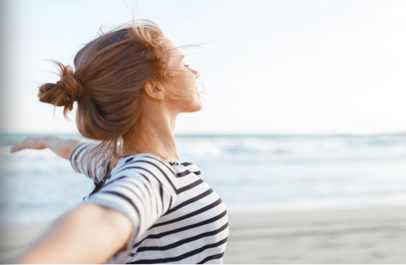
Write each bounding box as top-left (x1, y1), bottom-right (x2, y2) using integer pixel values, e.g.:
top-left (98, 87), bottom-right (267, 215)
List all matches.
top-left (10, 135), bottom-right (82, 160)
top-left (43, 136), bottom-right (82, 160)
top-left (13, 204), bottom-right (132, 264)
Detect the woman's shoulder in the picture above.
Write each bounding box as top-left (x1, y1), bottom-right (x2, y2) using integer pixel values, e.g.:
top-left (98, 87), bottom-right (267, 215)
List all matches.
top-left (70, 141), bottom-right (110, 183)
top-left (70, 141), bottom-right (202, 184)
top-left (110, 153), bottom-right (174, 176)
top-left (110, 153), bottom-right (201, 178)
top-left (106, 153), bottom-right (203, 195)
top-left (105, 153), bottom-right (178, 191)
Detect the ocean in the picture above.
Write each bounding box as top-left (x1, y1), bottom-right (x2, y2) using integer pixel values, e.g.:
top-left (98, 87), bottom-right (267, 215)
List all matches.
top-left (1, 133), bottom-right (406, 226)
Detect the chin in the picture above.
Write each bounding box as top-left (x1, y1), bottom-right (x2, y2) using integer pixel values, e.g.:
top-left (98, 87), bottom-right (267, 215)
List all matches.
top-left (186, 105), bottom-right (203, 113)
top-left (193, 99), bottom-right (203, 112)
top-left (194, 102), bottom-right (203, 112)
top-left (183, 100), bottom-right (203, 113)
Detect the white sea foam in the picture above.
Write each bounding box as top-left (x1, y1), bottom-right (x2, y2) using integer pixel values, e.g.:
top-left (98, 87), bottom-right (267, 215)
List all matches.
top-left (1, 135), bottom-right (406, 226)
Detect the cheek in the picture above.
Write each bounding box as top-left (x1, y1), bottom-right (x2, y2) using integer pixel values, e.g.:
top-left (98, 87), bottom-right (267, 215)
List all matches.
top-left (172, 74), bottom-right (193, 91)
top-left (180, 71), bottom-right (197, 90)
top-left (169, 73), bottom-right (201, 112)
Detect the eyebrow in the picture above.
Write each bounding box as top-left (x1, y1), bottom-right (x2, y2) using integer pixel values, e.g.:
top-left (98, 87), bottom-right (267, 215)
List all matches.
top-left (179, 55), bottom-right (185, 63)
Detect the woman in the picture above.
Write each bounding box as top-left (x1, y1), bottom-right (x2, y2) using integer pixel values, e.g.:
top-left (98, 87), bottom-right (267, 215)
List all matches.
top-left (10, 20), bottom-right (228, 264)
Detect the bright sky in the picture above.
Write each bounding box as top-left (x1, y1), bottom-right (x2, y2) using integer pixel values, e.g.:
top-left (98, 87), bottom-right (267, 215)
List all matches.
top-left (1, 0), bottom-right (406, 134)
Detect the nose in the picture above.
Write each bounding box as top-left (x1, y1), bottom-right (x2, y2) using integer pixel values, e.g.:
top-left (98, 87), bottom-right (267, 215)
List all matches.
top-left (192, 68), bottom-right (200, 79)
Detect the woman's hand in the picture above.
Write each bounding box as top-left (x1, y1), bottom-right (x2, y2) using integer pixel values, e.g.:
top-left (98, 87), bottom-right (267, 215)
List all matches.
top-left (10, 136), bottom-right (82, 160)
top-left (10, 136), bottom-right (48, 153)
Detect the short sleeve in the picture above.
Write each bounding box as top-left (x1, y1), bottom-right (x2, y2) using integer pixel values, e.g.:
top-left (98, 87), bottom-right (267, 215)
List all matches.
top-left (81, 155), bottom-right (177, 263)
top-left (70, 141), bottom-right (110, 183)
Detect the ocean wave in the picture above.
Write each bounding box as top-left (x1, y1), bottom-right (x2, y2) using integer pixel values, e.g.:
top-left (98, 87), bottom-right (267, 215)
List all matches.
top-left (1, 134), bottom-right (406, 226)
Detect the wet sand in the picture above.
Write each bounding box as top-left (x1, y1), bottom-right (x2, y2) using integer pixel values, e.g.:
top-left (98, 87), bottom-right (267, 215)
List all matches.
top-left (1, 207), bottom-right (406, 263)
top-left (224, 207), bottom-right (406, 263)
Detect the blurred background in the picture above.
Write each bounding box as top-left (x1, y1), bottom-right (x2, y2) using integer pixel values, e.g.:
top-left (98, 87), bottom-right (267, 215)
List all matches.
top-left (1, 0), bottom-right (406, 263)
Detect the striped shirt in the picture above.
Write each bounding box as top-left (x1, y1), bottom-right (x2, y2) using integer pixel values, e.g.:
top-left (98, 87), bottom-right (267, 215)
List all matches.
top-left (70, 142), bottom-right (229, 264)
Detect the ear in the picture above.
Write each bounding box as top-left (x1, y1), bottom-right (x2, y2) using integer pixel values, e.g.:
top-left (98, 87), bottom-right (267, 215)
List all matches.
top-left (144, 80), bottom-right (165, 100)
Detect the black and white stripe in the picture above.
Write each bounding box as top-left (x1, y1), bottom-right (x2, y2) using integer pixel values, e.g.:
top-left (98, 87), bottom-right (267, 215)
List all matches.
top-left (71, 143), bottom-right (228, 264)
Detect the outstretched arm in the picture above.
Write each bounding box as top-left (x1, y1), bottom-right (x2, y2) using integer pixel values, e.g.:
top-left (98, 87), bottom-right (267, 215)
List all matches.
top-left (10, 136), bottom-right (82, 160)
top-left (13, 204), bottom-right (132, 264)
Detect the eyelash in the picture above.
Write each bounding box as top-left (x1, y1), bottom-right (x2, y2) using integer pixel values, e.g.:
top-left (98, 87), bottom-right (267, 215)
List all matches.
top-left (185, 64), bottom-right (190, 67)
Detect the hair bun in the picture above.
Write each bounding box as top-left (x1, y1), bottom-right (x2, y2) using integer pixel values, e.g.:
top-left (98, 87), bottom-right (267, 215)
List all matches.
top-left (38, 62), bottom-right (84, 116)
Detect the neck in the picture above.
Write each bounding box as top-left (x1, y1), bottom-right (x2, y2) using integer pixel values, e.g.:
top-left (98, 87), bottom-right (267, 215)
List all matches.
top-left (122, 104), bottom-right (180, 162)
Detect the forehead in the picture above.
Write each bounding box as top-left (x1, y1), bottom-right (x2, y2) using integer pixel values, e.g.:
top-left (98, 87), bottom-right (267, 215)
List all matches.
top-left (164, 38), bottom-right (184, 66)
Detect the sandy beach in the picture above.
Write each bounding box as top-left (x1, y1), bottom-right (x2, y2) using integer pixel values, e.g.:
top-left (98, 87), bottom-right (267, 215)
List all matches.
top-left (225, 207), bottom-right (406, 263)
top-left (1, 207), bottom-right (406, 263)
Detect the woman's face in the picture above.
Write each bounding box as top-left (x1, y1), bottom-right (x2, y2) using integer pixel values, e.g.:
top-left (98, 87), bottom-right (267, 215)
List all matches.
top-left (164, 38), bottom-right (202, 113)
